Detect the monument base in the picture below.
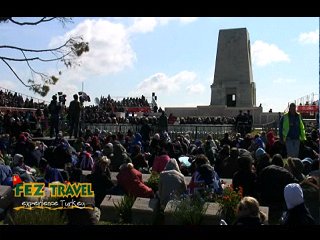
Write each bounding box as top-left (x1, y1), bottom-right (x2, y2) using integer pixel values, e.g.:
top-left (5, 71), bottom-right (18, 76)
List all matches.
top-left (165, 105), bottom-right (280, 126)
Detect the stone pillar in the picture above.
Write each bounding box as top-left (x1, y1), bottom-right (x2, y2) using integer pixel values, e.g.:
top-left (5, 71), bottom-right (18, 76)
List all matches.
top-left (211, 28), bottom-right (256, 108)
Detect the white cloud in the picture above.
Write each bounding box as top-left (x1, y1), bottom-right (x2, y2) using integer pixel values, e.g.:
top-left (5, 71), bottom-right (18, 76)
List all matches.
top-left (49, 19), bottom-right (136, 79)
top-left (49, 17), bottom-right (198, 81)
top-left (251, 40), bottom-right (290, 67)
top-left (186, 83), bottom-right (205, 94)
top-left (129, 17), bottom-right (198, 33)
top-left (128, 17), bottom-right (158, 33)
top-left (272, 77), bottom-right (296, 84)
top-left (178, 17), bottom-right (198, 24)
top-left (0, 80), bottom-right (16, 90)
top-left (298, 29), bottom-right (319, 44)
top-left (132, 71), bottom-right (197, 96)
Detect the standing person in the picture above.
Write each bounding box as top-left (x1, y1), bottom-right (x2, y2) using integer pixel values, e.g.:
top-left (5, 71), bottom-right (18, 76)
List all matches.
top-left (279, 103), bottom-right (306, 158)
top-left (48, 95), bottom-right (61, 138)
top-left (158, 111), bottom-right (168, 134)
top-left (68, 94), bottom-right (81, 138)
top-left (246, 110), bottom-right (253, 134)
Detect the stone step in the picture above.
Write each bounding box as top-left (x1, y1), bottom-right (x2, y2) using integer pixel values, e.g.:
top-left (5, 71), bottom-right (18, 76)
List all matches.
top-left (131, 197), bottom-right (159, 224)
top-left (164, 199), bottom-right (269, 225)
top-left (259, 206), bottom-right (269, 223)
top-left (0, 185), bottom-right (13, 210)
top-left (80, 170), bottom-right (91, 182)
top-left (99, 195), bottom-right (124, 222)
top-left (163, 200), bottom-right (179, 225)
top-left (202, 202), bottom-right (221, 225)
top-left (164, 200), bottom-right (220, 225)
top-left (64, 168), bottom-right (232, 189)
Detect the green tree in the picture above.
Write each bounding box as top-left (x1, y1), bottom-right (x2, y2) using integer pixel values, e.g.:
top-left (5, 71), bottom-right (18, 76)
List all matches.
top-left (0, 17), bottom-right (89, 96)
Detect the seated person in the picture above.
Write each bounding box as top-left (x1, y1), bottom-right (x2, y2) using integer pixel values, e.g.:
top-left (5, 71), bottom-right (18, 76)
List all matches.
top-left (11, 154), bottom-right (36, 182)
top-left (38, 158), bottom-right (64, 185)
top-left (188, 154), bottom-right (222, 196)
top-left (87, 156), bottom-right (114, 207)
top-left (117, 163), bottom-right (154, 198)
top-left (233, 196), bottom-right (267, 225)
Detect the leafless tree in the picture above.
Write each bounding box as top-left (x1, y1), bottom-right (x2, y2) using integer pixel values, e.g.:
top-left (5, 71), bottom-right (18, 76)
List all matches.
top-left (0, 17), bottom-right (89, 96)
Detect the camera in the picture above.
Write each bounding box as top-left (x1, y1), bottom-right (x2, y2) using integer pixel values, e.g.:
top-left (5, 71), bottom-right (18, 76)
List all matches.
top-left (78, 91), bottom-right (91, 103)
top-left (58, 92), bottom-right (66, 104)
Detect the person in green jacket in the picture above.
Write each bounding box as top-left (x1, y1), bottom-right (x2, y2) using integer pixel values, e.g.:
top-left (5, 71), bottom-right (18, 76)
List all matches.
top-left (279, 103), bottom-right (306, 158)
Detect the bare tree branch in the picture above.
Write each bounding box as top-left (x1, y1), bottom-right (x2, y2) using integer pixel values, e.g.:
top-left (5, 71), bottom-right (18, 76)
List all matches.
top-left (8, 17), bottom-right (56, 25)
top-left (0, 38), bottom-right (73, 53)
top-left (0, 17), bottom-right (89, 96)
top-left (1, 58), bottom-right (30, 87)
top-left (21, 50), bottom-right (48, 79)
top-left (0, 17), bottom-right (73, 26)
top-left (0, 53), bottom-right (72, 63)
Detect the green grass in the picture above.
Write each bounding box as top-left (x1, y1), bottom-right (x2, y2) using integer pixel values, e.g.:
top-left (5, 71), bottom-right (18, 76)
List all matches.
top-left (7, 208), bottom-right (67, 225)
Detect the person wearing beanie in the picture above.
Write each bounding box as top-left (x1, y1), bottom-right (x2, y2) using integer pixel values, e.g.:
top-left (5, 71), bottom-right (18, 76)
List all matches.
top-left (280, 183), bottom-right (315, 225)
top-left (153, 133), bottom-right (160, 141)
top-left (301, 157), bottom-right (313, 175)
top-left (255, 148), bottom-right (266, 160)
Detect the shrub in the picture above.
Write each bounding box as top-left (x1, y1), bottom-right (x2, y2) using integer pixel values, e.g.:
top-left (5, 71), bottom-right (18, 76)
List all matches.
top-left (216, 185), bottom-right (243, 224)
top-left (113, 195), bottom-right (135, 223)
top-left (172, 193), bottom-right (208, 225)
top-left (145, 172), bottom-right (160, 192)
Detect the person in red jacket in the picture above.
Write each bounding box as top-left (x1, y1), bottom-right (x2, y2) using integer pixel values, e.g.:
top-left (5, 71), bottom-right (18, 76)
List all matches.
top-left (116, 163), bottom-right (154, 198)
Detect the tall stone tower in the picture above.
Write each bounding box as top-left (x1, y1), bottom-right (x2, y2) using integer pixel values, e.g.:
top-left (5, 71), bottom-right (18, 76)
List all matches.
top-left (210, 28), bottom-right (256, 107)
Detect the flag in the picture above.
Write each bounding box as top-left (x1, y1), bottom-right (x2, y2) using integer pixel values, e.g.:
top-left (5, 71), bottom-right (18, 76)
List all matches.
top-left (13, 174), bottom-right (22, 186)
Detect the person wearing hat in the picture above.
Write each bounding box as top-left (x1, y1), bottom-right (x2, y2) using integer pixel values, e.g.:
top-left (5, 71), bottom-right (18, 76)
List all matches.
top-left (279, 103), bottom-right (306, 158)
top-left (255, 148), bottom-right (271, 175)
top-left (280, 183), bottom-right (315, 225)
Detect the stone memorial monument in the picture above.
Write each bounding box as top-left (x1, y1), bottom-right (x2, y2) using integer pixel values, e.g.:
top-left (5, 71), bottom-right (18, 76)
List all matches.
top-left (210, 28), bottom-right (256, 108)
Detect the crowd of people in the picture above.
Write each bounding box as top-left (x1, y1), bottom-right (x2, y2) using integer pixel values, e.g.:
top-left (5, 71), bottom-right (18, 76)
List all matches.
top-left (0, 103), bottom-right (318, 225)
top-left (172, 115), bottom-right (236, 125)
top-left (0, 90), bottom-right (318, 225)
top-left (98, 94), bottom-right (150, 112)
top-left (0, 89), bottom-right (47, 109)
